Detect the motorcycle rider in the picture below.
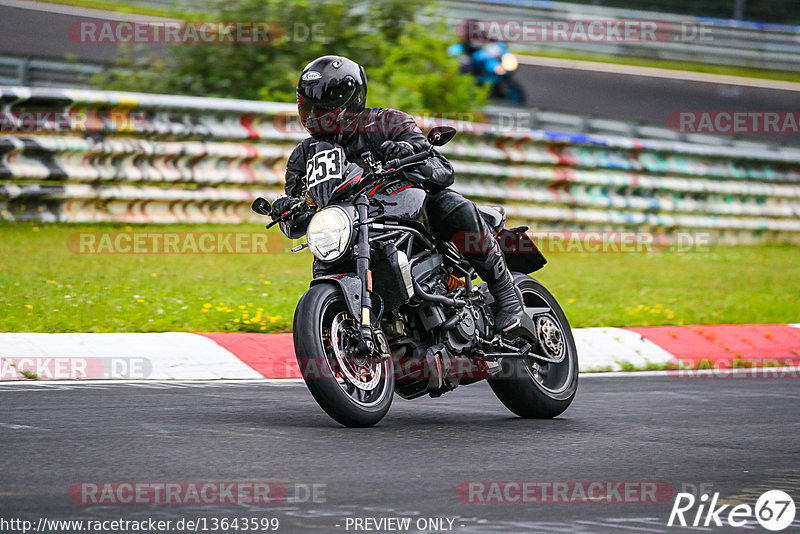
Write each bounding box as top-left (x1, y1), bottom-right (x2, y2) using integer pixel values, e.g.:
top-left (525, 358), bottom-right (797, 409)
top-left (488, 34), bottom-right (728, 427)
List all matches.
top-left (272, 55), bottom-right (532, 338)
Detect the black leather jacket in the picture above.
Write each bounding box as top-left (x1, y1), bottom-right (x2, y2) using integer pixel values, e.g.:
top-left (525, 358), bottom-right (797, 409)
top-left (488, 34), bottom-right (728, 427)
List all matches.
top-left (284, 107), bottom-right (454, 199)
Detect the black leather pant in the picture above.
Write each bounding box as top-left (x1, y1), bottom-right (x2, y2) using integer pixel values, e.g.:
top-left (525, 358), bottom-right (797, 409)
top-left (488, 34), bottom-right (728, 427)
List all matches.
top-left (427, 189), bottom-right (497, 260)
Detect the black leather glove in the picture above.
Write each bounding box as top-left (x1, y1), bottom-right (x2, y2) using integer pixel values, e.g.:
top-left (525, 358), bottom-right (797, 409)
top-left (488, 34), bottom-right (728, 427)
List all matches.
top-left (270, 196), bottom-right (298, 219)
top-left (380, 140), bottom-right (415, 162)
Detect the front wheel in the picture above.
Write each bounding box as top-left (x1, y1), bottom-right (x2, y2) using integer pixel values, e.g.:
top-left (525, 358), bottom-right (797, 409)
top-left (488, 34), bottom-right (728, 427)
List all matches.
top-left (488, 275), bottom-right (578, 418)
top-left (293, 283), bottom-right (394, 427)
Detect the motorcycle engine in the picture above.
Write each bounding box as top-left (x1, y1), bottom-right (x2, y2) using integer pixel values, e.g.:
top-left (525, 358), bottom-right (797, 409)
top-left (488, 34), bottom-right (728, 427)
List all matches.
top-left (444, 306), bottom-right (487, 354)
top-left (409, 253), bottom-right (490, 354)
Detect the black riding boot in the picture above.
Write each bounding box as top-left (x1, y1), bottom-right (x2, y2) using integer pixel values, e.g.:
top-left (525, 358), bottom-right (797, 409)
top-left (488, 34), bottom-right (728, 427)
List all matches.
top-left (426, 189), bottom-right (536, 339)
top-left (470, 244), bottom-right (536, 339)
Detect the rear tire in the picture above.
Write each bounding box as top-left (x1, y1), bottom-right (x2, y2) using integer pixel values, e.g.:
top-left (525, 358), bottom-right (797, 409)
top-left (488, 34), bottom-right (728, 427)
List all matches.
top-left (294, 283), bottom-right (393, 427)
top-left (488, 275), bottom-right (578, 418)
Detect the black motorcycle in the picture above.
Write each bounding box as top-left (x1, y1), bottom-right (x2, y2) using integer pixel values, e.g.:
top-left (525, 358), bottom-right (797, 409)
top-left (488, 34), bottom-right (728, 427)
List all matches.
top-left (252, 127), bottom-right (577, 427)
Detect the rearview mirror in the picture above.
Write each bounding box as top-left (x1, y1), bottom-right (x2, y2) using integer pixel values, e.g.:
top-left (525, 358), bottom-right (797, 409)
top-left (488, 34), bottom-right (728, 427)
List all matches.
top-left (251, 197), bottom-right (271, 216)
top-left (427, 126), bottom-right (457, 147)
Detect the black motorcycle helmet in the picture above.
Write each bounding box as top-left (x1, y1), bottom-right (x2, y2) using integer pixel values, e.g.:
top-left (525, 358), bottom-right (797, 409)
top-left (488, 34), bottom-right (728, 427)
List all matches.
top-left (296, 55), bottom-right (368, 139)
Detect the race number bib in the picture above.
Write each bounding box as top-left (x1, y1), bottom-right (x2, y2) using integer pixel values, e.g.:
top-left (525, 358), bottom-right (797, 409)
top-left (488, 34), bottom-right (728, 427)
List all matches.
top-left (306, 147), bottom-right (343, 188)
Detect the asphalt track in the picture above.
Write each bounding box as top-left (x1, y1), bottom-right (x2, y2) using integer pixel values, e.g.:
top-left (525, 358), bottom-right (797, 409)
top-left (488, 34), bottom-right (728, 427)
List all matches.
top-left (0, 2), bottom-right (133, 64)
top-left (2, 375), bottom-right (799, 533)
top-left (513, 63), bottom-right (800, 137)
top-left (1, 2), bottom-right (799, 145)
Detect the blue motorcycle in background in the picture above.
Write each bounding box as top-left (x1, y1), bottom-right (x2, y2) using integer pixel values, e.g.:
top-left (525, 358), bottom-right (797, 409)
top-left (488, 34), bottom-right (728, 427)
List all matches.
top-left (448, 40), bottom-right (526, 105)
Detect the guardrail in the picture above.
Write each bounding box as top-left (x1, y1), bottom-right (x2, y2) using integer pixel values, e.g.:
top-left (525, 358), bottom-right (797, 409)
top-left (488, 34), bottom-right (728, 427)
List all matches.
top-left (7, 56), bottom-right (793, 148)
top-left (2, 86), bottom-right (800, 243)
top-left (0, 56), bottom-right (104, 89)
top-left (440, 0), bottom-right (800, 71)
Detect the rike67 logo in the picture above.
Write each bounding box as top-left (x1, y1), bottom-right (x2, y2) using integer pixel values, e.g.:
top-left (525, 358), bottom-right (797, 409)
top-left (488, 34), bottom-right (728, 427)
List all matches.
top-left (668, 490), bottom-right (796, 531)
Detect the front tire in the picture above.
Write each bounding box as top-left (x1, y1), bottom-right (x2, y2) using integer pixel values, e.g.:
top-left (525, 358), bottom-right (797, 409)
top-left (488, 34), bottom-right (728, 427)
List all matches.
top-left (488, 275), bottom-right (578, 418)
top-left (293, 283), bottom-right (394, 427)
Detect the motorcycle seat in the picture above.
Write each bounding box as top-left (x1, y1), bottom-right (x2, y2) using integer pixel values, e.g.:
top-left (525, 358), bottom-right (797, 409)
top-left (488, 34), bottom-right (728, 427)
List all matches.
top-left (478, 205), bottom-right (506, 232)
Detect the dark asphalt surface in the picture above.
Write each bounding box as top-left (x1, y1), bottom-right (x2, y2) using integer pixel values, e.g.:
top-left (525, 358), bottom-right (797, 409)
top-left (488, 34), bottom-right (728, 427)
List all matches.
top-left (514, 63), bottom-right (800, 145)
top-left (1, 375), bottom-right (799, 533)
top-left (514, 64), bottom-right (800, 120)
top-left (0, 4), bottom-right (127, 64)
top-left (2, 3), bottom-right (799, 145)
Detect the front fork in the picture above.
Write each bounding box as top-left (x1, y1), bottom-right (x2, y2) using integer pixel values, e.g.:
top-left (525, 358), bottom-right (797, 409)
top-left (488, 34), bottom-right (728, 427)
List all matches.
top-left (354, 195), bottom-right (375, 355)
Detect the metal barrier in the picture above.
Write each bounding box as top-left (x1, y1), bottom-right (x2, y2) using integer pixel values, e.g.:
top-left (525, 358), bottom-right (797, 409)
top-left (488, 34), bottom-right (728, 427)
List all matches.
top-left (440, 0), bottom-right (800, 71)
top-left (0, 56), bottom-right (104, 89)
top-left (2, 86), bottom-right (800, 243)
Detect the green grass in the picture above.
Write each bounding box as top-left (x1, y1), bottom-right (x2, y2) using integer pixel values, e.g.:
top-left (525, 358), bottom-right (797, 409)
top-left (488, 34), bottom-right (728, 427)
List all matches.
top-left (31, 0), bottom-right (177, 18)
top-left (0, 222), bottom-right (308, 333)
top-left (536, 238), bottom-right (800, 328)
top-left (1, 222), bottom-right (798, 333)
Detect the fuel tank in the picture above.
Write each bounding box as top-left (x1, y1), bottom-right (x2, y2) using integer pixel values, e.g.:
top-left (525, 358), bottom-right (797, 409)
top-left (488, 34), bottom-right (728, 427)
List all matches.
top-left (366, 179), bottom-right (429, 226)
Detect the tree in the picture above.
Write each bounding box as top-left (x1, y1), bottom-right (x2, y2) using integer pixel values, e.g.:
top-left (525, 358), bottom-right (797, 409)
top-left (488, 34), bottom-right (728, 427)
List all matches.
top-left (366, 21), bottom-right (490, 112)
top-left (94, 0), bottom-right (488, 112)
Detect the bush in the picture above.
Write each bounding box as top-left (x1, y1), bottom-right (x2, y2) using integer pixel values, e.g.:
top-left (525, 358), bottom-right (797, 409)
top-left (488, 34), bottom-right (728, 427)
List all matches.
top-left (366, 21), bottom-right (490, 112)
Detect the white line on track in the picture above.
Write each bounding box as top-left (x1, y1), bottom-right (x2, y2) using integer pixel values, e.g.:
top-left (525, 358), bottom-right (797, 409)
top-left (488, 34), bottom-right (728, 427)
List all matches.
top-left (0, 422), bottom-right (45, 430)
top-left (580, 366), bottom-right (800, 378)
top-left (516, 54), bottom-right (800, 92)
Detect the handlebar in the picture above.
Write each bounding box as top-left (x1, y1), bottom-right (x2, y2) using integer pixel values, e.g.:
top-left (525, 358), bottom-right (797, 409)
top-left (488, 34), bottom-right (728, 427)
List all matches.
top-left (266, 198), bottom-right (305, 229)
top-left (384, 150), bottom-right (430, 171)
top-left (266, 150), bottom-right (433, 225)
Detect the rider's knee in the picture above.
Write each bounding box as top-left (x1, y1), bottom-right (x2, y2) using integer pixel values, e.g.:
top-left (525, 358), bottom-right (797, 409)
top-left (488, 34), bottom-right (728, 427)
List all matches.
top-left (428, 190), bottom-right (489, 249)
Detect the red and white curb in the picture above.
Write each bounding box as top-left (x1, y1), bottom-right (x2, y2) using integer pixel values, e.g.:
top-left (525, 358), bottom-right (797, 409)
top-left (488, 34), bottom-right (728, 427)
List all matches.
top-left (0, 324), bottom-right (798, 381)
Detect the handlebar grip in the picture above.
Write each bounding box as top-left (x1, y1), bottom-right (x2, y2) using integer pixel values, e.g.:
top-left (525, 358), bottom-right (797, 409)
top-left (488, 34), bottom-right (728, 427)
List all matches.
top-left (266, 199), bottom-right (305, 229)
top-left (386, 151), bottom-right (429, 170)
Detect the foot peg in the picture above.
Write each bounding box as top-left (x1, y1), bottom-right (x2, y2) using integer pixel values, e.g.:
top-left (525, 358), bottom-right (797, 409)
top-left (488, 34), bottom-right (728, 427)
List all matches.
top-left (486, 360), bottom-right (502, 376)
top-left (500, 311), bottom-right (537, 342)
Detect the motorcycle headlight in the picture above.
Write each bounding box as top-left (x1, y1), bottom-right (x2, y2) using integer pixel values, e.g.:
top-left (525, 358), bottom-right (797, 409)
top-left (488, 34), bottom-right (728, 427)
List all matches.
top-left (501, 53), bottom-right (518, 72)
top-left (306, 207), bottom-right (353, 262)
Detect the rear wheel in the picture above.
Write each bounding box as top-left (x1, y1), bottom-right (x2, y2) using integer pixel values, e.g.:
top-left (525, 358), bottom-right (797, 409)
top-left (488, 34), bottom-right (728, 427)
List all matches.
top-left (488, 274), bottom-right (578, 418)
top-left (293, 284), bottom-right (393, 427)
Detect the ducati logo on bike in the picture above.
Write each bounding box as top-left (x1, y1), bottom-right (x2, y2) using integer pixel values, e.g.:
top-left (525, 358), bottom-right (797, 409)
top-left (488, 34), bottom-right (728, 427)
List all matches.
top-left (383, 180), bottom-right (414, 196)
